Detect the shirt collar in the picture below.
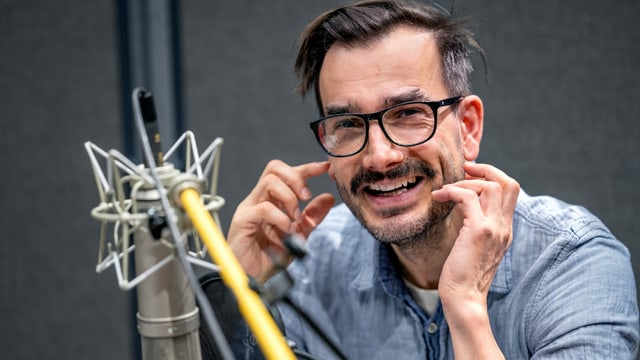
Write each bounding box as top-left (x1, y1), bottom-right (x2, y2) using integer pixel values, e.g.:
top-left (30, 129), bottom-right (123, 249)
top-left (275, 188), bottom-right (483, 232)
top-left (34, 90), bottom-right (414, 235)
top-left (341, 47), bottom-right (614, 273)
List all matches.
top-left (348, 224), bottom-right (514, 296)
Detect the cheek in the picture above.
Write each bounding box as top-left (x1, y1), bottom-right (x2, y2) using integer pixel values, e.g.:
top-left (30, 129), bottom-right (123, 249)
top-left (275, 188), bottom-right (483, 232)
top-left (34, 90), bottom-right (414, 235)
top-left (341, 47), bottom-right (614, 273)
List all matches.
top-left (435, 122), bottom-right (465, 158)
top-left (327, 158), bottom-right (353, 183)
top-left (434, 132), bottom-right (466, 179)
top-left (328, 160), bottom-right (337, 181)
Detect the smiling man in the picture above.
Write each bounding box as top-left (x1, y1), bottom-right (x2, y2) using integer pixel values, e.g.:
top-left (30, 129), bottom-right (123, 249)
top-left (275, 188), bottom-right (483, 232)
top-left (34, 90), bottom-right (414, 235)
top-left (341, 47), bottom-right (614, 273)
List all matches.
top-left (224, 1), bottom-right (639, 359)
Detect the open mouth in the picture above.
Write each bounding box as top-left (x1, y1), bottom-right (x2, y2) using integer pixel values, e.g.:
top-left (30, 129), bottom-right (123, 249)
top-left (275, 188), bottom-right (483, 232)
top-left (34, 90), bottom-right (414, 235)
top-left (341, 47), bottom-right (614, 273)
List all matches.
top-left (364, 176), bottom-right (422, 197)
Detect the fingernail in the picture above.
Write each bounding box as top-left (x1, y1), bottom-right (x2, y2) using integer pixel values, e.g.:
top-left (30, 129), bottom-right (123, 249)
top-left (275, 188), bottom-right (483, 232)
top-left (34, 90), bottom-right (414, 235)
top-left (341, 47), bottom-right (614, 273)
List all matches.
top-left (301, 187), bottom-right (311, 200)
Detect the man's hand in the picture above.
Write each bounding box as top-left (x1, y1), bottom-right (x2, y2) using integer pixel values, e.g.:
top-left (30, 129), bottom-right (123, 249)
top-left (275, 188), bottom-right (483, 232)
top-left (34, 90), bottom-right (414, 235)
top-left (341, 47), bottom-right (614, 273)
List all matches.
top-left (227, 160), bottom-right (335, 280)
top-left (431, 162), bottom-right (520, 359)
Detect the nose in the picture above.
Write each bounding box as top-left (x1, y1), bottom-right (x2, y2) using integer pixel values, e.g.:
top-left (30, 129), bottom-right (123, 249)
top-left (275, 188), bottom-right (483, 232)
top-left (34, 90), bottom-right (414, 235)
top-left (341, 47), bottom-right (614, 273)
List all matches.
top-left (361, 121), bottom-right (404, 171)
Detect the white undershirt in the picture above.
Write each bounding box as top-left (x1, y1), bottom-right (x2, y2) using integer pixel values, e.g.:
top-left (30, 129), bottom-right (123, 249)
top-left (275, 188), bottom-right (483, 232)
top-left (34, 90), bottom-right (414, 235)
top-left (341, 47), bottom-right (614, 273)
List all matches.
top-left (403, 279), bottom-right (440, 317)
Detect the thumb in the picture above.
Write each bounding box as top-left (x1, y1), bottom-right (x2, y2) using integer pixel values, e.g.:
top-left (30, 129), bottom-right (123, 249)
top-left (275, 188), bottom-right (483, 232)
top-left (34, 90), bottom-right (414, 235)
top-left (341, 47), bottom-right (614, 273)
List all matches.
top-left (294, 193), bottom-right (335, 237)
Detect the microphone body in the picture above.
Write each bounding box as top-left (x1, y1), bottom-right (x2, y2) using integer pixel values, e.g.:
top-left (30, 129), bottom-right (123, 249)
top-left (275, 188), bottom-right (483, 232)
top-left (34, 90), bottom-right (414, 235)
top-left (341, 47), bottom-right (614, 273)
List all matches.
top-left (132, 164), bottom-right (202, 360)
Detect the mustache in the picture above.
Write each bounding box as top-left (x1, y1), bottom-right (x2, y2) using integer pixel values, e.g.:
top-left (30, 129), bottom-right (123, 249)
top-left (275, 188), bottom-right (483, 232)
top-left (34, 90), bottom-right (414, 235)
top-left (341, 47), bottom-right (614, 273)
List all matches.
top-left (350, 160), bottom-right (436, 195)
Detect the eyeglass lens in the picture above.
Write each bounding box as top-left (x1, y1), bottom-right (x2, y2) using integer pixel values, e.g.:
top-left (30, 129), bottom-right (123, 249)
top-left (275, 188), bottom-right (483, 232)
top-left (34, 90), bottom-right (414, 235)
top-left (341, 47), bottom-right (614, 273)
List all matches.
top-left (316, 102), bottom-right (437, 156)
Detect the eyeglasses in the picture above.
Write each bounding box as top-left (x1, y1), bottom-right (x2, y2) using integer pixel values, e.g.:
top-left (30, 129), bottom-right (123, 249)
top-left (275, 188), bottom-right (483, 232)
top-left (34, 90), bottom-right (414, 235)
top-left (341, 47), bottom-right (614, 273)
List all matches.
top-left (309, 96), bottom-right (463, 157)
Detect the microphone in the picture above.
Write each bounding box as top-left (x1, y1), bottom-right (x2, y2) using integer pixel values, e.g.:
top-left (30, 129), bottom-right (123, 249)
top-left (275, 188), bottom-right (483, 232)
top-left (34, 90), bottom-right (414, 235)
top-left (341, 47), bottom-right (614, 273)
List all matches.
top-left (86, 87), bottom-right (300, 360)
top-left (85, 87), bottom-right (231, 360)
top-left (130, 88), bottom-right (199, 359)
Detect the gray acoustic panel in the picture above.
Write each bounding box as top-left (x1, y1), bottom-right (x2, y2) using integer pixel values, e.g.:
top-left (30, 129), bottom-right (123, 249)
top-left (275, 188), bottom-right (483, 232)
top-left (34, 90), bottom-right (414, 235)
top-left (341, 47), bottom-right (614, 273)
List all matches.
top-left (1, 1), bottom-right (639, 359)
top-left (0, 0), bottom-right (134, 359)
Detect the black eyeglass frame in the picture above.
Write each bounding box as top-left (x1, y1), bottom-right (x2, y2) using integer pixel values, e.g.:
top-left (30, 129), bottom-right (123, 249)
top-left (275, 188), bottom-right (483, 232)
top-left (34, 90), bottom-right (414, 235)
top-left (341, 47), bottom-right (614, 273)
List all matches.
top-left (309, 96), bottom-right (463, 157)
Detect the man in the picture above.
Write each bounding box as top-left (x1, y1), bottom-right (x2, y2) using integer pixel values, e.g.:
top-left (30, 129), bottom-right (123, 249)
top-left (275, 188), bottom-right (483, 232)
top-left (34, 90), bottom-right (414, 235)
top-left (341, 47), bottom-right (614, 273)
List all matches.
top-left (224, 0), bottom-right (639, 358)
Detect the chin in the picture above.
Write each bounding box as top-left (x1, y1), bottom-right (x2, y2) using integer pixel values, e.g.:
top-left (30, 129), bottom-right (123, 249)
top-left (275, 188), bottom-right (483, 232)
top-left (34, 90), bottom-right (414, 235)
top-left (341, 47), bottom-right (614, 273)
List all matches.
top-left (357, 198), bottom-right (454, 248)
top-left (356, 204), bottom-right (424, 244)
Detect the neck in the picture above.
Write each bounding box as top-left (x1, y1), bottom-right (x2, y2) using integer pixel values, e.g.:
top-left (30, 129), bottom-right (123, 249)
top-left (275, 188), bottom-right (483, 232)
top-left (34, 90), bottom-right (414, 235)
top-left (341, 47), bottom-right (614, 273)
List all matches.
top-left (391, 207), bottom-right (463, 289)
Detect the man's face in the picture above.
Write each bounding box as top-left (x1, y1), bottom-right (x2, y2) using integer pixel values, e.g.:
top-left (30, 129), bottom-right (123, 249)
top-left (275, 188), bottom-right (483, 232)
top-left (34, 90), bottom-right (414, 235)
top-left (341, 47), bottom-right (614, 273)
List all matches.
top-left (318, 27), bottom-right (469, 247)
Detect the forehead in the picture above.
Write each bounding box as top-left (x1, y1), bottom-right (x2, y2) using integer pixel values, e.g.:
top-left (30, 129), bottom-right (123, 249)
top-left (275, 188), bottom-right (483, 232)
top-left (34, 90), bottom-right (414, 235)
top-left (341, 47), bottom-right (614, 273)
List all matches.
top-left (318, 26), bottom-right (446, 112)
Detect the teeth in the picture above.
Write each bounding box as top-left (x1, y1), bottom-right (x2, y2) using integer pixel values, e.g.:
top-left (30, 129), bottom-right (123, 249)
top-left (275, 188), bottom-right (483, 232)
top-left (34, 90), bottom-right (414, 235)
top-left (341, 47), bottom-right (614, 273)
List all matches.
top-left (368, 176), bottom-right (416, 192)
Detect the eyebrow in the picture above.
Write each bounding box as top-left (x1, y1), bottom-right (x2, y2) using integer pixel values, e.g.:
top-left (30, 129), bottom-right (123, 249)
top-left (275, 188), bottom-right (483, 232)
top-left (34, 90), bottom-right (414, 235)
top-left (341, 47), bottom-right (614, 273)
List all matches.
top-left (325, 103), bottom-right (354, 116)
top-left (382, 89), bottom-right (429, 107)
top-left (323, 89), bottom-right (431, 116)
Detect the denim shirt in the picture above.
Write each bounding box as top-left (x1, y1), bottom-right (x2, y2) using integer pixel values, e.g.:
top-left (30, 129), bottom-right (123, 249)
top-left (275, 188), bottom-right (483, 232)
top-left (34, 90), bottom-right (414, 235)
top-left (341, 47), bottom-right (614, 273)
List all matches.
top-left (278, 191), bottom-right (639, 359)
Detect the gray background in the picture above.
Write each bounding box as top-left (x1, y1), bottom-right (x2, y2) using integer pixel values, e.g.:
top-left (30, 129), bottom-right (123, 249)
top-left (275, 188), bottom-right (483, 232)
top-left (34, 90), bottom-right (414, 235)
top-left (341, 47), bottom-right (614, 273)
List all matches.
top-left (1, 0), bottom-right (639, 359)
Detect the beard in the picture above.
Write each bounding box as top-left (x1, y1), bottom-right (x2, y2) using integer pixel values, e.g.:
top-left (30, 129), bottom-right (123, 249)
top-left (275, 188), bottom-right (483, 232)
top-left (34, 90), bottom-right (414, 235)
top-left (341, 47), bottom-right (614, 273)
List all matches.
top-left (336, 157), bottom-right (464, 250)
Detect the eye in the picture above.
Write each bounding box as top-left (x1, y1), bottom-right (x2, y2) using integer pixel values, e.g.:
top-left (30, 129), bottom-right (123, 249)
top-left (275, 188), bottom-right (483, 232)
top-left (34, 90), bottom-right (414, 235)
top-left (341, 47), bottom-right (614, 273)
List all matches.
top-left (385, 103), bottom-right (434, 125)
top-left (331, 116), bottom-right (364, 131)
top-left (392, 106), bottom-right (427, 119)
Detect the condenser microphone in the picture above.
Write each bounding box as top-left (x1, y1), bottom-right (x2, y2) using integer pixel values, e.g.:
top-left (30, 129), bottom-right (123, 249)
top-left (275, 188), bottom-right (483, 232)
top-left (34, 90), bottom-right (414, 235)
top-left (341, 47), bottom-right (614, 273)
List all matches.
top-left (86, 87), bottom-right (233, 360)
top-left (130, 88), bottom-right (203, 359)
top-left (87, 86), bottom-right (307, 360)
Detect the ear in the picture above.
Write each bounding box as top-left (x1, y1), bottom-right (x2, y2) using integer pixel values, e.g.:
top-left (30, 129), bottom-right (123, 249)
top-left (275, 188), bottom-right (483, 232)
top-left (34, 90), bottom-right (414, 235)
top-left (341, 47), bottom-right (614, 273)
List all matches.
top-left (457, 95), bottom-right (484, 161)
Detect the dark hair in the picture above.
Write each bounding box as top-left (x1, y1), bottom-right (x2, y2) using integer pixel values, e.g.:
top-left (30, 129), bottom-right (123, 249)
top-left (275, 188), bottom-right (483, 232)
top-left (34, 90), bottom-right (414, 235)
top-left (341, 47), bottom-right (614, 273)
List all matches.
top-left (294, 0), bottom-right (483, 112)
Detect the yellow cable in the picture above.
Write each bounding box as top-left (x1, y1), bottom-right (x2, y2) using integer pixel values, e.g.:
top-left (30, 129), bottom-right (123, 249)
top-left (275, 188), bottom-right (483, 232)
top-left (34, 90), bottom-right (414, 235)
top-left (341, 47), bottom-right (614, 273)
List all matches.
top-left (179, 187), bottom-right (296, 360)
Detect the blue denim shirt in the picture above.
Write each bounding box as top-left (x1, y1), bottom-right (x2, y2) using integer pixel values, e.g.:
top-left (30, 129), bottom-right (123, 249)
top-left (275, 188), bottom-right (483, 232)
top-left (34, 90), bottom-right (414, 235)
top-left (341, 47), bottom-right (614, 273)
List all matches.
top-left (278, 191), bottom-right (639, 359)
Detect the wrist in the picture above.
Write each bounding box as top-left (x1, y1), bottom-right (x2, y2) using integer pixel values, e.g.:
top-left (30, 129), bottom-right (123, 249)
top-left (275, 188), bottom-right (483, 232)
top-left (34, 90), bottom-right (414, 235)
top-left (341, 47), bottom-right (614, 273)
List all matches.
top-left (441, 295), bottom-right (504, 360)
top-left (442, 295), bottom-right (487, 332)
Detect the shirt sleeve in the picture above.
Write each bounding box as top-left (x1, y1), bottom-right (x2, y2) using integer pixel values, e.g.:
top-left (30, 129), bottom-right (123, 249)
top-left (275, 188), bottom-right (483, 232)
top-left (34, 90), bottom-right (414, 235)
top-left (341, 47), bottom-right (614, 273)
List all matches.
top-left (526, 221), bottom-right (639, 359)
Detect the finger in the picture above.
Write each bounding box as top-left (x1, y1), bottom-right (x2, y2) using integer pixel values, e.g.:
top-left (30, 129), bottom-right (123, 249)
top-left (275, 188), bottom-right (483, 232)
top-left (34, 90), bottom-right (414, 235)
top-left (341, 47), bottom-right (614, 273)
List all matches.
top-left (432, 179), bottom-right (503, 215)
top-left (259, 160), bottom-right (330, 201)
top-left (432, 183), bottom-right (514, 252)
top-left (293, 161), bottom-right (331, 180)
top-left (463, 162), bottom-right (520, 212)
top-left (234, 200), bottom-right (295, 239)
top-left (436, 179), bottom-right (494, 194)
top-left (257, 172), bottom-right (305, 220)
top-left (293, 193), bottom-right (335, 237)
top-left (247, 161), bottom-right (329, 219)
top-left (463, 162), bottom-right (508, 181)
top-left (464, 162), bottom-right (520, 193)
top-left (432, 185), bottom-right (485, 221)
top-left (292, 161), bottom-right (331, 200)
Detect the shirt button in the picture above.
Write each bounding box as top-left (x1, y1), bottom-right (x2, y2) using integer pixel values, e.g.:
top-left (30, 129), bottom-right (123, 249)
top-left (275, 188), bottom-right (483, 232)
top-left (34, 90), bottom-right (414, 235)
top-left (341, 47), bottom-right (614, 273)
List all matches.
top-left (427, 322), bottom-right (438, 334)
